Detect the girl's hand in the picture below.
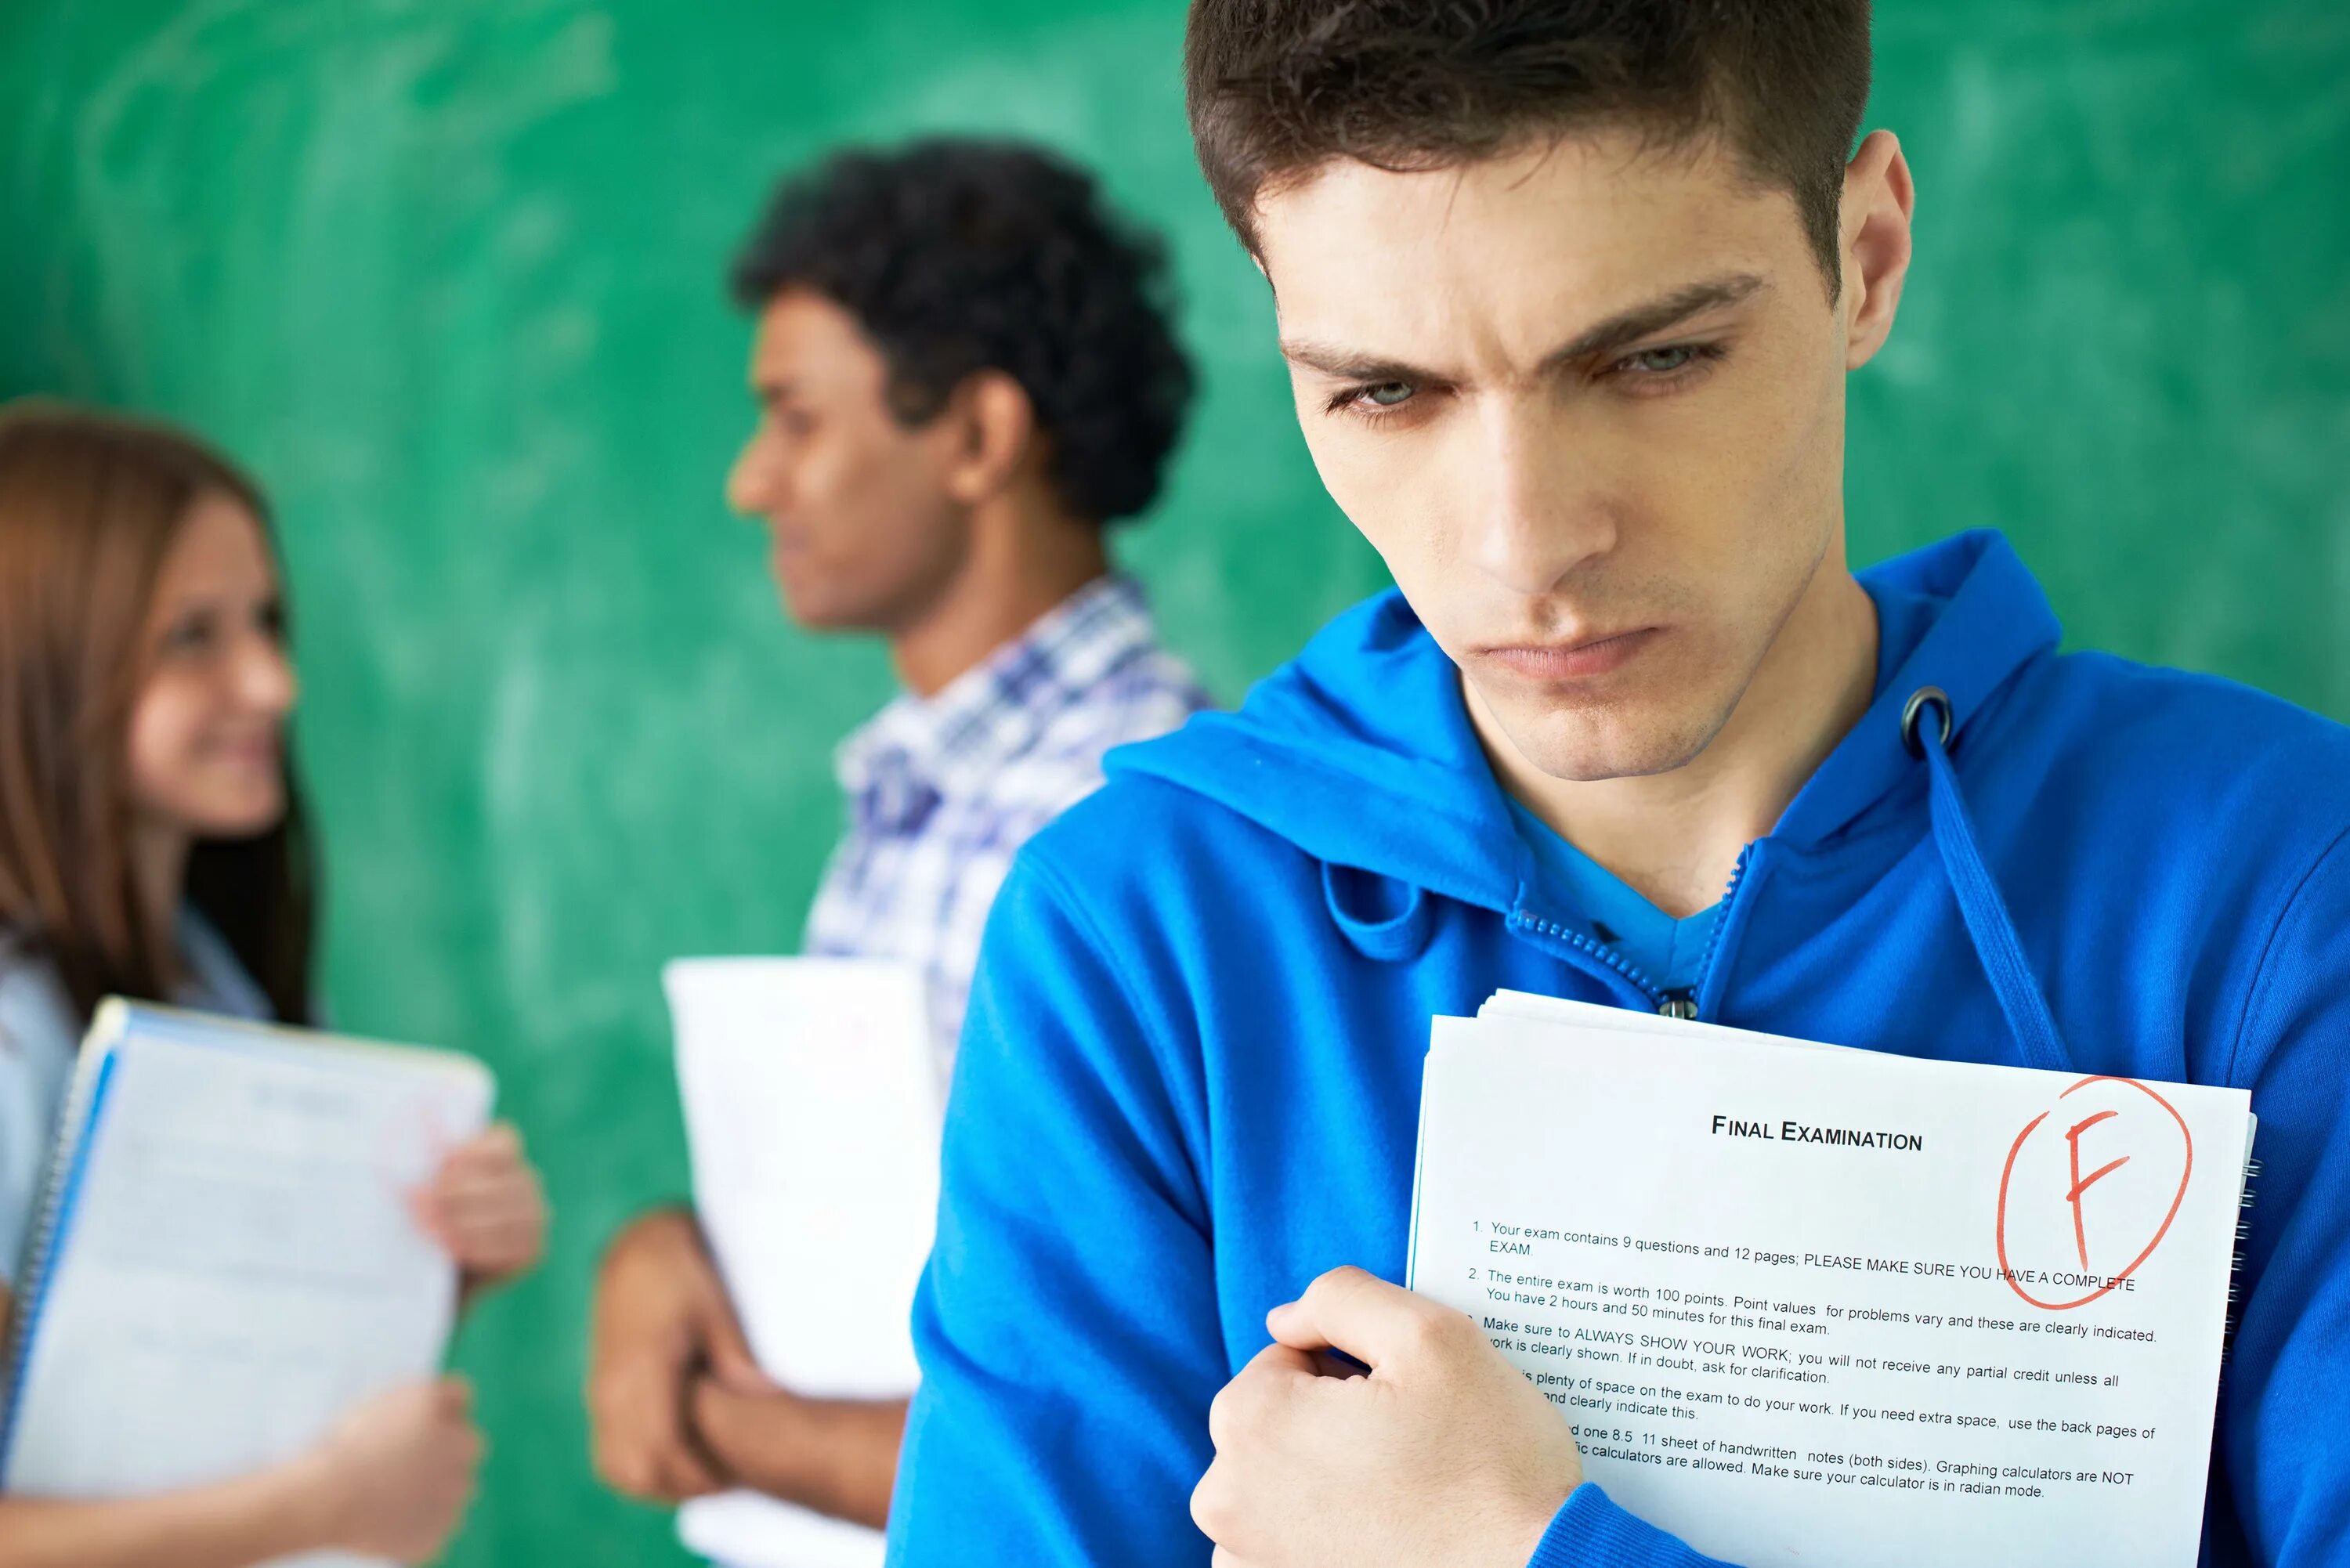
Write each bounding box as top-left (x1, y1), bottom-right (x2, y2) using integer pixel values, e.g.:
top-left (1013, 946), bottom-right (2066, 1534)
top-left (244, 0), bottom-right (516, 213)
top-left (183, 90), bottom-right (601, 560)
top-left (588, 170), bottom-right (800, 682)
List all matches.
top-left (414, 1122), bottom-right (549, 1291)
top-left (298, 1377), bottom-right (483, 1561)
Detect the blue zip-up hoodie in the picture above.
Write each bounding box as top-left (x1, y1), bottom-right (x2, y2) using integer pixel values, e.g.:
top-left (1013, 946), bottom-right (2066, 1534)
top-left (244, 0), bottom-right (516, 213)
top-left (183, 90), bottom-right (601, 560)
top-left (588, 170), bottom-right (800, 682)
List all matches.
top-left (887, 531), bottom-right (2350, 1566)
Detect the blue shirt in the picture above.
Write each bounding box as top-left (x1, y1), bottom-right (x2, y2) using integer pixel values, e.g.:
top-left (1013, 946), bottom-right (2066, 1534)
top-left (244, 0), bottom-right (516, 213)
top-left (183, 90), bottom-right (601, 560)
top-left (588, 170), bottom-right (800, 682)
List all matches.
top-left (1504, 798), bottom-right (1723, 994)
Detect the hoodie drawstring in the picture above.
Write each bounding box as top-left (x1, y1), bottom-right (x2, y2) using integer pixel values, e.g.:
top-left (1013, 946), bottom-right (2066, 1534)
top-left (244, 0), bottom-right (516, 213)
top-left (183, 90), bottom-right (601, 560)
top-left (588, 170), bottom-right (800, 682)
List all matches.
top-left (1902, 687), bottom-right (2075, 1075)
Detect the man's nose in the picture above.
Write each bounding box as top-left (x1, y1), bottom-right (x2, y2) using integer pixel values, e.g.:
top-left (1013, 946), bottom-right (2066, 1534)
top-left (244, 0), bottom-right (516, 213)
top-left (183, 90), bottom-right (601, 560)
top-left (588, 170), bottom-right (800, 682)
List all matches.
top-left (726, 429), bottom-right (780, 518)
top-left (1455, 399), bottom-right (1615, 598)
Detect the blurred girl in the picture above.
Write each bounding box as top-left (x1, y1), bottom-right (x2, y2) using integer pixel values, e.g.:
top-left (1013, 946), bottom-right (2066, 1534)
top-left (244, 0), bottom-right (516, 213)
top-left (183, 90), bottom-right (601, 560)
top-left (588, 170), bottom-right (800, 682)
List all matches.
top-left (0, 400), bottom-right (547, 1568)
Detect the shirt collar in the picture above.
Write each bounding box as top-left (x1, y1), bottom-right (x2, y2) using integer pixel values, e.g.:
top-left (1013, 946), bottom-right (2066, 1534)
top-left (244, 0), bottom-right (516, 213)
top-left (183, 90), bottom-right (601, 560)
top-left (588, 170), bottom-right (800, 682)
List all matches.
top-left (834, 574), bottom-right (1159, 815)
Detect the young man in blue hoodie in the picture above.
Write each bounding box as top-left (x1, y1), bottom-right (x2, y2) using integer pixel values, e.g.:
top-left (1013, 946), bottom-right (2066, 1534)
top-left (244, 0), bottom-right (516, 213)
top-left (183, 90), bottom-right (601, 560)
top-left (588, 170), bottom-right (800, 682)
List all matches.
top-left (885, 4), bottom-right (2350, 1564)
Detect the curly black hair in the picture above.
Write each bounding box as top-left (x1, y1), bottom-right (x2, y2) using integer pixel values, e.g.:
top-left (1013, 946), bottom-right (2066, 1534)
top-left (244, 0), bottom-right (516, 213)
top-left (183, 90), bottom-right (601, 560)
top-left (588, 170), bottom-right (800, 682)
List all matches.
top-left (732, 139), bottom-right (1195, 528)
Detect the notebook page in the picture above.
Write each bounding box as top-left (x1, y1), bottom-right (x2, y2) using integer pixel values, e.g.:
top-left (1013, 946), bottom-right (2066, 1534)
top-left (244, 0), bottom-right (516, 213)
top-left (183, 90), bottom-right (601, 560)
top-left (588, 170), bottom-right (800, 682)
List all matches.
top-left (665, 957), bottom-right (940, 1568)
top-left (1, 1010), bottom-right (489, 1568)
top-left (1411, 1012), bottom-right (2251, 1568)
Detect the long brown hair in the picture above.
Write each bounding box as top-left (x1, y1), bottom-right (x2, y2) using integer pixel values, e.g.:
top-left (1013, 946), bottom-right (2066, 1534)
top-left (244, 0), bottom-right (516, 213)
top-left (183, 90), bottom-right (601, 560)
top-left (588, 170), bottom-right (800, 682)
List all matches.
top-left (0, 399), bottom-right (316, 1024)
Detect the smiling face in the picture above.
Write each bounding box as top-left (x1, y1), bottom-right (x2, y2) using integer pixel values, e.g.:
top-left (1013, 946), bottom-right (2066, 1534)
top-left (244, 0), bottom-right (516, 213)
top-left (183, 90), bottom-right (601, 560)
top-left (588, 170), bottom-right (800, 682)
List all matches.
top-left (125, 491), bottom-right (298, 840)
top-left (725, 288), bottom-right (975, 634)
top-left (1256, 132), bottom-right (1879, 783)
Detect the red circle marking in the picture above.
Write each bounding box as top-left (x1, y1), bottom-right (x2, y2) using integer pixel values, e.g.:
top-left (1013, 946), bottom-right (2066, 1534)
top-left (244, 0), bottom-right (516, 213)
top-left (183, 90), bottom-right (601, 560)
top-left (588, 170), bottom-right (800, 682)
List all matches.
top-left (1994, 1075), bottom-right (2195, 1312)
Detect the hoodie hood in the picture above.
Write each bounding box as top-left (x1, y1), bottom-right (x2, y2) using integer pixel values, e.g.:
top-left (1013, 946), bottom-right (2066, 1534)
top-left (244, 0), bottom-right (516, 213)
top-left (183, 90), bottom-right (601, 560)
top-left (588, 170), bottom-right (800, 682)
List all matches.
top-left (1108, 529), bottom-right (2063, 922)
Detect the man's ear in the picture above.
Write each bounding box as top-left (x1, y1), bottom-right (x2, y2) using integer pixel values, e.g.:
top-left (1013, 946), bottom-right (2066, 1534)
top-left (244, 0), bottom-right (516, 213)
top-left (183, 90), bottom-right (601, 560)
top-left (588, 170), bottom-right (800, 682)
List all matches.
top-left (1840, 128), bottom-right (1915, 371)
top-left (939, 370), bottom-right (1039, 508)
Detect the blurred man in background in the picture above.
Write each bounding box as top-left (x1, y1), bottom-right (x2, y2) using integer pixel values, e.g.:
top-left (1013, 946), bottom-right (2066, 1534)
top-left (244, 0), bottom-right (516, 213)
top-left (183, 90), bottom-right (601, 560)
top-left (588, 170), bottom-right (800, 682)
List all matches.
top-left (586, 139), bottom-right (1207, 1534)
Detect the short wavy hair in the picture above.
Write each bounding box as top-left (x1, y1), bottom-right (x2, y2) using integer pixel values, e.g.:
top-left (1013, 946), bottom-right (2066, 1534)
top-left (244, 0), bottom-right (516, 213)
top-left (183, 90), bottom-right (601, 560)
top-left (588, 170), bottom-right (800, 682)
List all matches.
top-left (1186, 0), bottom-right (1871, 292)
top-left (732, 139), bottom-right (1195, 527)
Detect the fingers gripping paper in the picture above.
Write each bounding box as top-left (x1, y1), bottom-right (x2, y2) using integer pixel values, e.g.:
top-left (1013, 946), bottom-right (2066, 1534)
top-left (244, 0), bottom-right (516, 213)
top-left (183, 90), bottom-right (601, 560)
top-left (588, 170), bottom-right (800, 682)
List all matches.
top-left (663, 959), bottom-right (941, 1568)
top-left (1408, 995), bottom-right (2254, 1568)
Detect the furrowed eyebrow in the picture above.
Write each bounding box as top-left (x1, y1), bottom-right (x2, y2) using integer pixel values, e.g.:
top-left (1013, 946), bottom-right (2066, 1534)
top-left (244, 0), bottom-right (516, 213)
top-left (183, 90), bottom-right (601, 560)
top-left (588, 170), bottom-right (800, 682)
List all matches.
top-left (1276, 341), bottom-right (1434, 386)
top-left (1278, 272), bottom-right (1770, 387)
top-left (1542, 273), bottom-right (1769, 367)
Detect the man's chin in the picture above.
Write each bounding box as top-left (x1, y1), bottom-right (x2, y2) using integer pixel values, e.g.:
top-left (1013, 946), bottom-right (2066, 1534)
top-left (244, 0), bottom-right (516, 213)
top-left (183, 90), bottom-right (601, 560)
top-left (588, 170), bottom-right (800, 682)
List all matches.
top-left (1495, 703), bottom-right (1727, 785)
top-left (773, 587), bottom-right (862, 633)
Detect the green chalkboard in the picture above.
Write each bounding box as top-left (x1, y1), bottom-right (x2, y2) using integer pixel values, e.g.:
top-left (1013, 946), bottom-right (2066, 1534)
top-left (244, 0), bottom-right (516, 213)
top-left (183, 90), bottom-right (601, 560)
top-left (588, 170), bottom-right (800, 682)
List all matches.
top-left (0, 3), bottom-right (2342, 1564)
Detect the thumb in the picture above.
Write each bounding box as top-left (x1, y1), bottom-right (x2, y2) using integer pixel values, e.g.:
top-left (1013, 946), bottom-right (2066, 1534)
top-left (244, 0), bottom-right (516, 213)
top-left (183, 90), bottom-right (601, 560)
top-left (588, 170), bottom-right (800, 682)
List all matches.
top-left (700, 1302), bottom-right (777, 1394)
top-left (1264, 1265), bottom-right (1445, 1368)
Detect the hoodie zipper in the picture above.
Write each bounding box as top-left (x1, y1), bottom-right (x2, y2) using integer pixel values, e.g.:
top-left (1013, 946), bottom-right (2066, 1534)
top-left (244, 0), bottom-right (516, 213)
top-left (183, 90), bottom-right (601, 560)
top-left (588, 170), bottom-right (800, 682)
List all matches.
top-left (1686, 842), bottom-right (1757, 1022)
top-left (1509, 840), bottom-right (1758, 1021)
top-left (1508, 911), bottom-right (1669, 1011)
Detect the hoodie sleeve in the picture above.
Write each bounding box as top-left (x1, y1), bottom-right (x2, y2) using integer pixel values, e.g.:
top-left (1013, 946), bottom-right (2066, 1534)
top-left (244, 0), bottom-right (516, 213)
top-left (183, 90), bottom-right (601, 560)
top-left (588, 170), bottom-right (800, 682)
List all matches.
top-left (887, 851), bottom-right (1227, 1566)
top-left (1526, 1485), bottom-right (1732, 1566)
top-left (2213, 827), bottom-right (2350, 1563)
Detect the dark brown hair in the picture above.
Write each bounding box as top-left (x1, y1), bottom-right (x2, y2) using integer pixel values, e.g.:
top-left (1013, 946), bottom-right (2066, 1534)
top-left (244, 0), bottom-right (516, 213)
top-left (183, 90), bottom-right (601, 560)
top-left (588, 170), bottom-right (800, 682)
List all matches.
top-left (1184, 0), bottom-right (1872, 290)
top-left (0, 399), bottom-right (315, 1025)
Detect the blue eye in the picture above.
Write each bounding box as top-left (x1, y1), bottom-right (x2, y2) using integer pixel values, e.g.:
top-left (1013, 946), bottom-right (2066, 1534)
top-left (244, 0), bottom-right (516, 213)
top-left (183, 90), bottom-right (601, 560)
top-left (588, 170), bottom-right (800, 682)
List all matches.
top-left (1627, 346), bottom-right (1697, 373)
top-left (1361, 381), bottom-right (1415, 407)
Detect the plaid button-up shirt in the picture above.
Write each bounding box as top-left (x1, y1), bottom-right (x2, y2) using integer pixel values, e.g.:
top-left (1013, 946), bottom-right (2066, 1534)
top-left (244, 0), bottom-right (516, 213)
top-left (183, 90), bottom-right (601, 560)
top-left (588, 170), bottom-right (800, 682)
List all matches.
top-left (802, 575), bottom-right (1209, 1086)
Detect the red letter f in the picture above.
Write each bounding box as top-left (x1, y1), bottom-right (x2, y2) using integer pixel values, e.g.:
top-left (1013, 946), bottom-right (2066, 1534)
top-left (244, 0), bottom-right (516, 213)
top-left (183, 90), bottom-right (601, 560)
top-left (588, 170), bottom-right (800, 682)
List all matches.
top-left (2066, 1110), bottom-right (2129, 1271)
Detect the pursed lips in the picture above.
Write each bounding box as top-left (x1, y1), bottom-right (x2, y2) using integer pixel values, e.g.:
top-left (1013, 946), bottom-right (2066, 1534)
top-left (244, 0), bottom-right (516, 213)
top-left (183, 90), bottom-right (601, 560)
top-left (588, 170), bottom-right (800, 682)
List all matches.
top-left (1477, 625), bottom-right (1661, 680)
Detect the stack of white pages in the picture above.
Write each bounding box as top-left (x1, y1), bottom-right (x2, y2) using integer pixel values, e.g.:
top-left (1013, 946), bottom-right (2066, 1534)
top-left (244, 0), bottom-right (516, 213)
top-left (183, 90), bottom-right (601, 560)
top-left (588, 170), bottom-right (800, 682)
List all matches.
top-left (664, 958), bottom-right (942, 1568)
top-left (1408, 993), bottom-right (2255, 1568)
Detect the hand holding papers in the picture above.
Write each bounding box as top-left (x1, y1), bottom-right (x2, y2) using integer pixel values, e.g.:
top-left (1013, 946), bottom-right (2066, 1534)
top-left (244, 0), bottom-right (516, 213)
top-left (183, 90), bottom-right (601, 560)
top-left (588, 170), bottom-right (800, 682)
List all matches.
top-left (663, 958), bottom-right (941, 1568)
top-left (1408, 994), bottom-right (2254, 1568)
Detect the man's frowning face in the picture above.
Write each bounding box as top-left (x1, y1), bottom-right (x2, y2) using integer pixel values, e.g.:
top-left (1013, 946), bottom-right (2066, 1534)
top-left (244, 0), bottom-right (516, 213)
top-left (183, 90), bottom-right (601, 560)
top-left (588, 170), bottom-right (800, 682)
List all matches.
top-left (1255, 131), bottom-right (1896, 782)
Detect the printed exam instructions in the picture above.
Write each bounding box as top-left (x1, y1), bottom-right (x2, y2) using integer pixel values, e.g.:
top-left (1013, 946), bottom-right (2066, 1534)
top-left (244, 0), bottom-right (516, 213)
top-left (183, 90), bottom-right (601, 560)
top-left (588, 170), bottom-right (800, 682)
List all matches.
top-left (1408, 999), bottom-right (2252, 1568)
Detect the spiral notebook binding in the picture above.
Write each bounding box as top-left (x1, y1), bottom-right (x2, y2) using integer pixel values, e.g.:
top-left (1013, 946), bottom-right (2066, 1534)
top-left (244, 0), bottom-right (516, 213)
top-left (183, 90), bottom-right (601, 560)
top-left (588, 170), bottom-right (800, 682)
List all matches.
top-left (0, 1010), bottom-right (125, 1479)
top-left (2220, 1150), bottom-right (2263, 1369)
top-left (0, 1136), bottom-right (72, 1396)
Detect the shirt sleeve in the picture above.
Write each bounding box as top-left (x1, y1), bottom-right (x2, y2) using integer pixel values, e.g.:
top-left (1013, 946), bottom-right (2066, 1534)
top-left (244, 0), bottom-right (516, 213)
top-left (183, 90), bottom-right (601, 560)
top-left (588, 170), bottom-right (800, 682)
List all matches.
top-left (886, 852), bottom-right (1227, 1567)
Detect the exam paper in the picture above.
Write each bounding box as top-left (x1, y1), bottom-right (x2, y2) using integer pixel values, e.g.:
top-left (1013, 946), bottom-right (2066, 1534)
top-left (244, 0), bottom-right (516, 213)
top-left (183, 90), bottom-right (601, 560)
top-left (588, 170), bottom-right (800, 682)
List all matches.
top-left (0, 1006), bottom-right (491, 1568)
top-left (1410, 1007), bottom-right (2252, 1568)
top-left (664, 958), bottom-right (941, 1568)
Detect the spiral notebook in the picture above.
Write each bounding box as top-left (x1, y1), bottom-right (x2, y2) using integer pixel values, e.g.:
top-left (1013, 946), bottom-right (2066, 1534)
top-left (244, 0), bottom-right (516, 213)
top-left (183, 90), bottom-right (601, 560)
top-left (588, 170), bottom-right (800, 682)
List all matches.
top-left (0, 1001), bottom-right (491, 1568)
top-left (1408, 992), bottom-right (2257, 1568)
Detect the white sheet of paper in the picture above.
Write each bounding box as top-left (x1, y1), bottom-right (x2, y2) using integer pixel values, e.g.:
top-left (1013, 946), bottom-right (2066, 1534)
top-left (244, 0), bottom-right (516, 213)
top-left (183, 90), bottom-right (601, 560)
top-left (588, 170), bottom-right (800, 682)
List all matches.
top-left (1410, 1006), bottom-right (2252, 1568)
top-left (1478, 990), bottom-right (1851, 1052)
top-left (0, 1006), bottom-right (490, 1568)
top-left (665, 958), bottom-right (941, 1568)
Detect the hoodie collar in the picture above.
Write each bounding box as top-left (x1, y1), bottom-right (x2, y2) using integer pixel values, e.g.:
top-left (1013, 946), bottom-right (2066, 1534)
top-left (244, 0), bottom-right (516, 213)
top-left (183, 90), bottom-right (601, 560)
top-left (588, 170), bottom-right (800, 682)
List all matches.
top-left (1773, 530), bottom-right (2061, 846)
top-left (1112, 588), bottom-right (1530, 914)
top-left (1108, 531), bottom-right (2061, 909)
